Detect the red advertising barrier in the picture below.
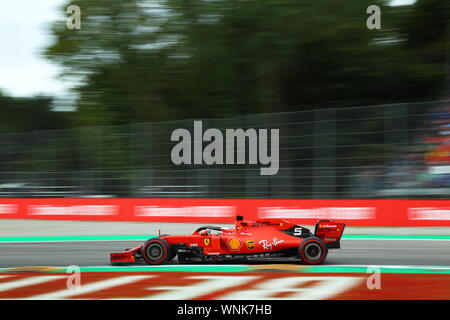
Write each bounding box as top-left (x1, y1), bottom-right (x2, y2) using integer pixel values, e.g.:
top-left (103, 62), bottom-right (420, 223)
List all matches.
top-left (1, 198), bottom-right (450, 226)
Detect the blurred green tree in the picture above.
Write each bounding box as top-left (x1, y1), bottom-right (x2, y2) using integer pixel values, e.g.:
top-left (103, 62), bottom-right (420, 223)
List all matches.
top-left (45, 0), bottom-right (449, 126)
top-left (0, 92), bottom-right (68, 133)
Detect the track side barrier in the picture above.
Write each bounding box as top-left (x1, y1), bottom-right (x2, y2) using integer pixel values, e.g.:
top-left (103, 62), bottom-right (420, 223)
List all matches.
top-left (1, 198), bottom-right (450, 226)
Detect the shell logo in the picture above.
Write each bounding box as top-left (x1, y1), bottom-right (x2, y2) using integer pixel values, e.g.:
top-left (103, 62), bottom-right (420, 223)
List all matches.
top-left (227, 238), bottom-right (242, 250)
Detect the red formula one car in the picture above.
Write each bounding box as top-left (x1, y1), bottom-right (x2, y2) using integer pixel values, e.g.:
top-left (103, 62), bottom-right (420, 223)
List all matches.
top-left (110, 216), bottom-right (345, 265)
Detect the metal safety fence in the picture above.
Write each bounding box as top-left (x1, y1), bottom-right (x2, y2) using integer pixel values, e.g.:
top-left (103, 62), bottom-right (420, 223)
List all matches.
top-left (0, 100), bottom-right (449, 199)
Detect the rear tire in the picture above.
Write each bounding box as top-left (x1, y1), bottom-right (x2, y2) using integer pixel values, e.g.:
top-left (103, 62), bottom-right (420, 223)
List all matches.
top-left (142, 238), bottom-right (170, 265)
top-left (299, 237), bottom-right (328, 265)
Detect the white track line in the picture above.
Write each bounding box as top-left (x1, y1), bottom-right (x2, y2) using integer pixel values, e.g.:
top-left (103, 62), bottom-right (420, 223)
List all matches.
top-left (27, 275), bottom-right (154, 300)
top-left (81, 264), bottom-right (249, 268)
top-left (10, 264), bottom-right (448, 270)
top-left (318, 264), bottom-right (450, 269)
top-left (0, 276), bottom-right (66, 292)
top-left (1, 237), bottom-right (450, 244)
top-left (84, 264), bottom-right (450, 270)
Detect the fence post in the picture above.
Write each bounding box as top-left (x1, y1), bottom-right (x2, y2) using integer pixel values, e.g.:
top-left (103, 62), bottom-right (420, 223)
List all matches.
top-left (313, 108), bottom-right (336, 199)
top-left (384, 103), bottom-right (409, 196)
top-left (129, 123), bottom-right (137, 197)
top-left (144, 122), bottom-right (154, 195)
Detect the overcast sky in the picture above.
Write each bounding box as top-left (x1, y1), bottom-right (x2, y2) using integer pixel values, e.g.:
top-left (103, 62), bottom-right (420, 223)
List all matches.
top-left (0, 0), bottom-right (417, 99)
top-left (0, 0), bottom-right (69, 98)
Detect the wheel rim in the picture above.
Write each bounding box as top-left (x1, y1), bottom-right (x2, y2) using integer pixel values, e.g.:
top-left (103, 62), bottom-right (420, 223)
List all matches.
top-left (304, 242), bottom-right (322, 261)
top-left (147, 243), bottom-right (163, 260)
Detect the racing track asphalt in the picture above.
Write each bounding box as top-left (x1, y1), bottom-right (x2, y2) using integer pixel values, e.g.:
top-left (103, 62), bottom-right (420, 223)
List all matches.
top-left (1, 238), bottom-right (450, 268)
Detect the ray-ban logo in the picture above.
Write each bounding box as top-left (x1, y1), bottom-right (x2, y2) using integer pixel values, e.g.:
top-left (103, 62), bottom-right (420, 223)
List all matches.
top-left (170, 121), bottom-right (279, 175)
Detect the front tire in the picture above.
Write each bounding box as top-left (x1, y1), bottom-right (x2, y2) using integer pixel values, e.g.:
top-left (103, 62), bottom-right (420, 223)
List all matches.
top-left (299, 237), bottom-right (328, 265)
top-left (160, 234), bottom-right (177, 261)
top-left (142, 238), bottom-right (170, 265)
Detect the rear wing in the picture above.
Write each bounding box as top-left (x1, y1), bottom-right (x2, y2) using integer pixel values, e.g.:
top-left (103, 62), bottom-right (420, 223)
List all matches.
top-left (314, 220), bottom-right (346, 249)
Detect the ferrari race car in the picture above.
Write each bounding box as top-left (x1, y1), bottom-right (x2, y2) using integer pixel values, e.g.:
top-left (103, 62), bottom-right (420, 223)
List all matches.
top-left (110, 216), bottom-right (345, 265)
